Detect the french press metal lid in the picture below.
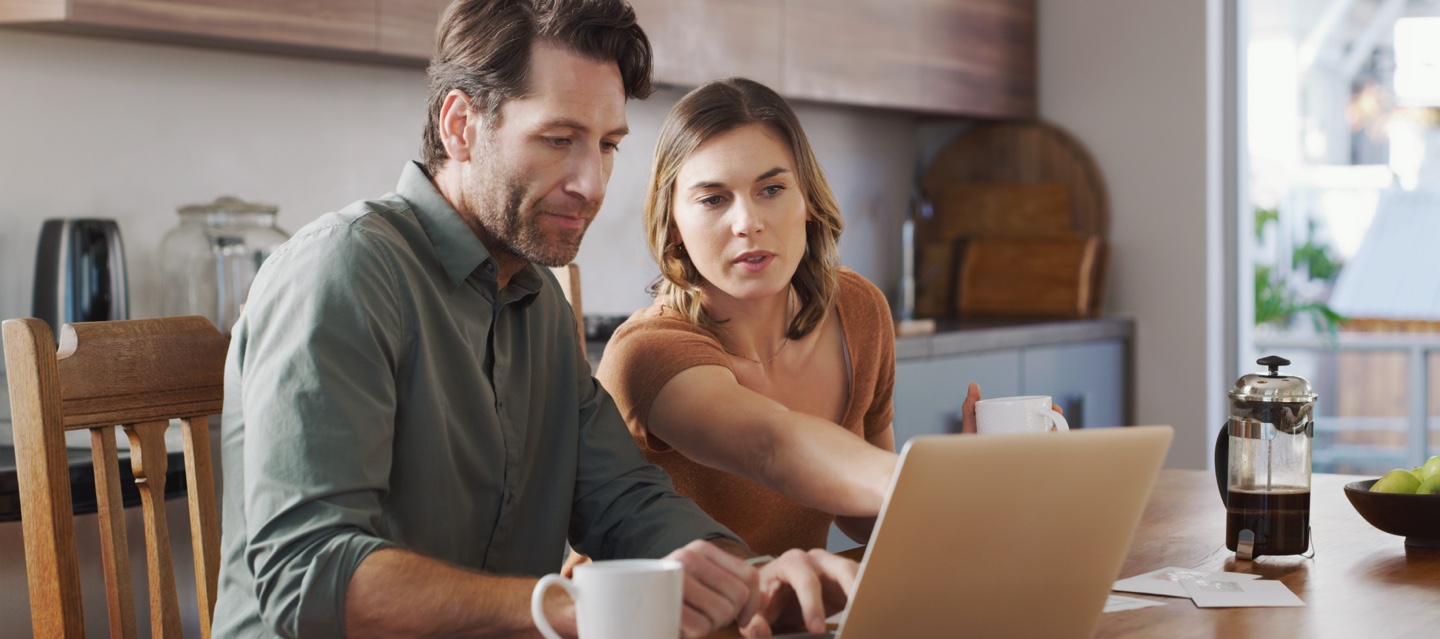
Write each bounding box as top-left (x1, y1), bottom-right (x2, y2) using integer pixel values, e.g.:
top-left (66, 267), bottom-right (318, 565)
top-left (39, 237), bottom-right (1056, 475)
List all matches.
top-left (1228, 355), bottom-right (1316, 436)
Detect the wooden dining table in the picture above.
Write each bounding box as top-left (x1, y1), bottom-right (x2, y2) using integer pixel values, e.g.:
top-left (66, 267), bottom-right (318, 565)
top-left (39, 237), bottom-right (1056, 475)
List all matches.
top-left (708, 470), bottom-right (1440, 639)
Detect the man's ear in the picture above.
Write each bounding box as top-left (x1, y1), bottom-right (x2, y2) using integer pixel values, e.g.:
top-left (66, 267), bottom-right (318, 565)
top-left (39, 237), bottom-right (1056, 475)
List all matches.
top-left (439, 89), bottom-right (479, 163)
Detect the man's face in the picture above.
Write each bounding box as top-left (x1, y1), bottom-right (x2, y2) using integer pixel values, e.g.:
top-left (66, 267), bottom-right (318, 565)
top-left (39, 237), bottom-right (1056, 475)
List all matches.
top-left (460, 42), bottom-right (629, 267)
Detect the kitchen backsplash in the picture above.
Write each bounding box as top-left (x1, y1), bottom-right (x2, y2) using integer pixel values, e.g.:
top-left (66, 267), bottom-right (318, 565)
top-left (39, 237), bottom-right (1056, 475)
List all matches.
top-left (1, 31), bottom-right (970, 330)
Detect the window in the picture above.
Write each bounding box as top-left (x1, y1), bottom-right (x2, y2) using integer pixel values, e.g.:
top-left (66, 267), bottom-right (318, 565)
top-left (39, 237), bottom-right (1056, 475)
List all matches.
top-left (1243, 0), bottom-right (1440, 473)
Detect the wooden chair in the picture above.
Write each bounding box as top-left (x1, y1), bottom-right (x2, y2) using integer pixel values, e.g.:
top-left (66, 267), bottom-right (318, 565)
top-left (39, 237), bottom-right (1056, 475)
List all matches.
top-left (2, 316), bottom-right (227, 638)
top-left (550, 264), bottom-right (586, 347)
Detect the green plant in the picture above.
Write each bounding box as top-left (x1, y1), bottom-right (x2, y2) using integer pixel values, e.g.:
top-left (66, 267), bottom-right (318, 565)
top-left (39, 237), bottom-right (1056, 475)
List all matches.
top-left (1253, 207), bottom-right (1346, 334)
top-left (1292, 220), bottom-right (1343, 281)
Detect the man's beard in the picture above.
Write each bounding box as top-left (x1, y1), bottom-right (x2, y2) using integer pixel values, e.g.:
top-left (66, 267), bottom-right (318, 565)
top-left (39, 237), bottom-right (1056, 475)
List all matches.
top-left (464, 153), bottom-right (598, 268)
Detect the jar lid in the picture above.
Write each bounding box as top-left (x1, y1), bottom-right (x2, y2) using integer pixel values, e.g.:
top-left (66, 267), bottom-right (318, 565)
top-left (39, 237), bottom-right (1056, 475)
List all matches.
top-left (1229, 355), bottom-right (1316, 404)
top-left (178, 196), bottom-right (277, 216)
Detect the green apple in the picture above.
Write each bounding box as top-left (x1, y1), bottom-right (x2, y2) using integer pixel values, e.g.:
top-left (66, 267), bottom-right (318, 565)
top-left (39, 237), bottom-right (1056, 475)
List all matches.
top-left (1411, 467), bottom-right (1425, 482)
top-left (1422, 455), bottom-right (1440, 481)
top-left (1372, 468), bottom-right (1422, 494)
top-left (1418, 475), bottom-right (1440, 495)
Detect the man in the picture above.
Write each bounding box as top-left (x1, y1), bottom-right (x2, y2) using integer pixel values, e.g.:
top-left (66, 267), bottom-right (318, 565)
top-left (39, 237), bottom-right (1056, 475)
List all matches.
top-left (212, 1), bottom-right (854, 638)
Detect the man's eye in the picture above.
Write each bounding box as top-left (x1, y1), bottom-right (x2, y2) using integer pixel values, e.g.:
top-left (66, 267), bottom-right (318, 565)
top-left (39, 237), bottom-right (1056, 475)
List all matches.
top-left (544, 137), bottom-right (571, 148)
top-left (601, 141), bottom-right (621, 153)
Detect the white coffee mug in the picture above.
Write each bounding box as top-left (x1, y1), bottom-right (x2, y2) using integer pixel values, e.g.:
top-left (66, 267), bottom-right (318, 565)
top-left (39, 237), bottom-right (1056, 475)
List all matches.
top-left (531, 558), bottom-right (683, 639)
top-left (975, 395), bottom-right (1069, 434)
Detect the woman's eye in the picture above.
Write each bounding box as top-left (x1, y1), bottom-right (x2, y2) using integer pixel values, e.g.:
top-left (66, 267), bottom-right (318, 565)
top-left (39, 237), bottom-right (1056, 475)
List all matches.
top-left (761, 184), bottom-right (786, 197)
top-left (699, 195), bottom-right (726, 207)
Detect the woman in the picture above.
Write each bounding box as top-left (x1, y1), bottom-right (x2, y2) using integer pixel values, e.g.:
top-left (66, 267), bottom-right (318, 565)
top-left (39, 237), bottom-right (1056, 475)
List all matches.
top-left (597, 78), bottom-right (925, 557)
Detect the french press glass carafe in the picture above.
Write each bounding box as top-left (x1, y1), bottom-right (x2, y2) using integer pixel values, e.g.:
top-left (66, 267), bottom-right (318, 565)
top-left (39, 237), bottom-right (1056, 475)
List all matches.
top-left (1213, 355), bottom-right (1316, 558)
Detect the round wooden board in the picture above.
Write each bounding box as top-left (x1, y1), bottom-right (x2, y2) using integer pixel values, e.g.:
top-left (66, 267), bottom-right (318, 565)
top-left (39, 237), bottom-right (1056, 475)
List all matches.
top-left (922, 121), bottom-right (1109, 236)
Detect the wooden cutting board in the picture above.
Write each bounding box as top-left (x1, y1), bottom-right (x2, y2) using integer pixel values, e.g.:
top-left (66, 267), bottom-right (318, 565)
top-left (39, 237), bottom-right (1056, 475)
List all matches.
top-left (957, 235), bottom-right (1101, 317)
top-left (929, 183), bottom-right (1073, 239)
top-left (922, 122), bottom-right (1108, 236)
top-left (917, 121), bottom-right (1111, 317)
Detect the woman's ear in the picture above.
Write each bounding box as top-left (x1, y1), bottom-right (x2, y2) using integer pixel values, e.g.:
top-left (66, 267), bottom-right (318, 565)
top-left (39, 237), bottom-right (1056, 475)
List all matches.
top-left (438, 89), bottom-right (478, 164)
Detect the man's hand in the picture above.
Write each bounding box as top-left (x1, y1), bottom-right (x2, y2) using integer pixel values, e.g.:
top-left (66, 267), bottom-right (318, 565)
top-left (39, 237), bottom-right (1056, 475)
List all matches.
top-left (739, 549), bottom-right (858, 637)
top-left (665, 539), bottom-right (763, 638)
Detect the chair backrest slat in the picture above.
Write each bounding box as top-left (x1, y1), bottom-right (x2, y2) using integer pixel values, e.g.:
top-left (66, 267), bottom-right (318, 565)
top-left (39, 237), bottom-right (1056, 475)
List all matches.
top-left (91, 427), bottom-right (139, 639)
top-left (126, 420), bottom-right (184, 638)
top-left (3, 316), bottom-right (227, 639)
top-left (181, 417), bottom-right (221, 631)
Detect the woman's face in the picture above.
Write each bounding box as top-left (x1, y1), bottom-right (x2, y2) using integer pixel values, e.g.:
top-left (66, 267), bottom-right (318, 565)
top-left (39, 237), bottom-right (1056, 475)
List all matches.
top-left (671, 124), bottom-right (808, 305)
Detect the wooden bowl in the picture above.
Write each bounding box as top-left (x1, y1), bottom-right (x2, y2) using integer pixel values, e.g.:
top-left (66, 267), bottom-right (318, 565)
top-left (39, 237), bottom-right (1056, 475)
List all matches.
top-left (1343, 479), bottom-right (1440, 548)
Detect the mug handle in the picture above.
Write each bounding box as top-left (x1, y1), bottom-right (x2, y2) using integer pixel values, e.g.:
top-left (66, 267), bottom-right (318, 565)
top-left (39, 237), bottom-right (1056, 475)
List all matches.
top-left (531, 573), bottom-right (578, 639)
top-left (1039, 407), bottom-right (1070, 432)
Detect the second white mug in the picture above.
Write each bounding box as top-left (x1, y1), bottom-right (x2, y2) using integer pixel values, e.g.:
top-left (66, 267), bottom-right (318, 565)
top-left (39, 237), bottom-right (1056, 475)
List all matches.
top-left (531, 558), bottom-right (683, 639)
top-left (975, 395), bottom-right (1069, 434)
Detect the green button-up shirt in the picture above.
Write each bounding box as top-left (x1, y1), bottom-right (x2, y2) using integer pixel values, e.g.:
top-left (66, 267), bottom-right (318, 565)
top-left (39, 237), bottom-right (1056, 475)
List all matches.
top-left (212, 162), bottom-right (735, 639)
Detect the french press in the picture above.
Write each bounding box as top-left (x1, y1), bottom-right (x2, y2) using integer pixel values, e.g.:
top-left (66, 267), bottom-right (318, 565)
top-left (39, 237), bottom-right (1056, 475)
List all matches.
top-left (1213, 356), bottom-right (1316, 558)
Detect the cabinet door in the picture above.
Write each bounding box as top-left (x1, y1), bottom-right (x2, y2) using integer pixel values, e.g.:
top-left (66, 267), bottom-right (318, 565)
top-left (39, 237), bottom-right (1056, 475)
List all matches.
top-left (914, 0), bottom-right (1035, 117)
top-left (781, 0), bottom-right (919, 110)
top-left (630, 0), bottom-right (782, 89)
top-left (379, 0), bottom-right (451, 59)
top-left (893, 350), bottom-right (1020, 447)
top-left (69, 0), bottom-right (378, 52)
top-left (1022, 340), bottom-right (1125, 429)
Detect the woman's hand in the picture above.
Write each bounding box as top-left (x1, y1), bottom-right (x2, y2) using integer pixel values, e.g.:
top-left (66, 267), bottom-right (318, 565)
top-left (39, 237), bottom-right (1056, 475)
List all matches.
top-left (961, 382), bottom-right (981, 433)
top-left (960, 383), bottom-right (1062, 434)
top-left (739, 549), bottom-right (857, 637)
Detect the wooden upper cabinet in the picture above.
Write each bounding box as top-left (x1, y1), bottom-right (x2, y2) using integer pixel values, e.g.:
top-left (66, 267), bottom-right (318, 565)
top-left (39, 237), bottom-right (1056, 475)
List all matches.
top-left (0, 0), bottom-right (379, 53)
top-left (914, 0), bottom-right (1035, 118)
top-left (630, 0), bottom-right (781, 89)
top-left (782, 0), bottom-right (920, 111)
top-left (783, 0), bottom-right (1034, 118)
top-left (0, 0), bottom-right (1036, 118)
top-left (378, 0), bottom-right (451, 60)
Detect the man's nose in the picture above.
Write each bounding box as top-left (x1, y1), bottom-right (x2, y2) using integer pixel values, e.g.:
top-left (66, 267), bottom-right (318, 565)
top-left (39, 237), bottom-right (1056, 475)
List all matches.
top-left (564, 148), bottom-right (607, 204)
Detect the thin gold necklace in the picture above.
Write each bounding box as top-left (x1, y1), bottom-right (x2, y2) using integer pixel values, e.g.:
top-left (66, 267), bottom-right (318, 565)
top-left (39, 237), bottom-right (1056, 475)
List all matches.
top-left (722, 289), bottom-right (793, 365)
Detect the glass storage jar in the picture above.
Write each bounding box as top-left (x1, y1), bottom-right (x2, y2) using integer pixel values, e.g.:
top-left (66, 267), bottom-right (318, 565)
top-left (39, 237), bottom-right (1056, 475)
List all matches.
top-left (159, 196), bottom-right (288, 336)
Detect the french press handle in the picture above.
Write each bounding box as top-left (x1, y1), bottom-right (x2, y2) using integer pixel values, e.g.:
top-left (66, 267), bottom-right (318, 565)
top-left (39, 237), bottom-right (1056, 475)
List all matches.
top-left (1213, 422), bottom-right (1229, 507)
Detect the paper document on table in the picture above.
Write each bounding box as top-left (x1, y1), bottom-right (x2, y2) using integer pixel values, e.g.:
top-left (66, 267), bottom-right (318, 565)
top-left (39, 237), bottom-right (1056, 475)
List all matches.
top-left (1112, 566), bottom-right (1261, 598)
top-left (1103, 594), bottom-right (1169, 613)
top-left (1179, 577), bottom-right (1306, 608)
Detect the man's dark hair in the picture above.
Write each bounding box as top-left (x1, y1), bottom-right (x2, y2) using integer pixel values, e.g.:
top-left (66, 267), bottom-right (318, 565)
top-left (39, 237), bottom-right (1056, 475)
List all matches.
top-left (421, 0), bottom-right (653, 175)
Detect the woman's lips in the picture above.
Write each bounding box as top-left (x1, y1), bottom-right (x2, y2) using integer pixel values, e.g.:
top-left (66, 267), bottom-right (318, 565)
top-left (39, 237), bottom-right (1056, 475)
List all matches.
top-left (733, 251), bottom-right (775, 272)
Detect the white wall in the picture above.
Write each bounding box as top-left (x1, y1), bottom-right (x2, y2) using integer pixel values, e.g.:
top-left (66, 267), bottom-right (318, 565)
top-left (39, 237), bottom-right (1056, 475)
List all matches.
top-left (0, 31), bottom-right (928, 348)
top-left (1038, 0), bottom-right (1223, 469)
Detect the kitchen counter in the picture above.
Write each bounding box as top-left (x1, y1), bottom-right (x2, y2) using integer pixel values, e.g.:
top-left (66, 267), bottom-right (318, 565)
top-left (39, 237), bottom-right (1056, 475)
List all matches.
top-left (585, 315), bottom-right (1135, 369)
top-left (895, 316), bottom-right (1134, 360)
top-left (0, 441), bottom-right (189, 521)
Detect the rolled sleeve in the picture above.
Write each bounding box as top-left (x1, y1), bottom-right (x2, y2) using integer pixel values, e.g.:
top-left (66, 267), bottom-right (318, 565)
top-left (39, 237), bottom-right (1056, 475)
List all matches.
top-left (230, 222), bottom-right (408, 637)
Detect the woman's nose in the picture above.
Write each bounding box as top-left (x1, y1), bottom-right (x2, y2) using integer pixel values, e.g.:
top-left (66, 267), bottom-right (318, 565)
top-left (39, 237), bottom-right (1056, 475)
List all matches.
top-left (731, 199), bottom-right (763, 236)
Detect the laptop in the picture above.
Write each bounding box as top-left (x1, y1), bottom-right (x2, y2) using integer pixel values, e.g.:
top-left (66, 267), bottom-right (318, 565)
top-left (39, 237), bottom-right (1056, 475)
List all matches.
top-left (779, 425), bottom-right (1172, 639)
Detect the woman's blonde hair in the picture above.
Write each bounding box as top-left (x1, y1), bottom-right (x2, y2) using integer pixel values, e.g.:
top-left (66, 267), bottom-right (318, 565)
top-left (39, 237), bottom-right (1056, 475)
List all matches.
top-left (644, 78), bottom-right (843, 339)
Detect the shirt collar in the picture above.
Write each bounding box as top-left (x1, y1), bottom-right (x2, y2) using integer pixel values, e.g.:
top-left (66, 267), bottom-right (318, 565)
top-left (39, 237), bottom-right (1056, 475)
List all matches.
top-left (396, 161), bottom-right (545, 301)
